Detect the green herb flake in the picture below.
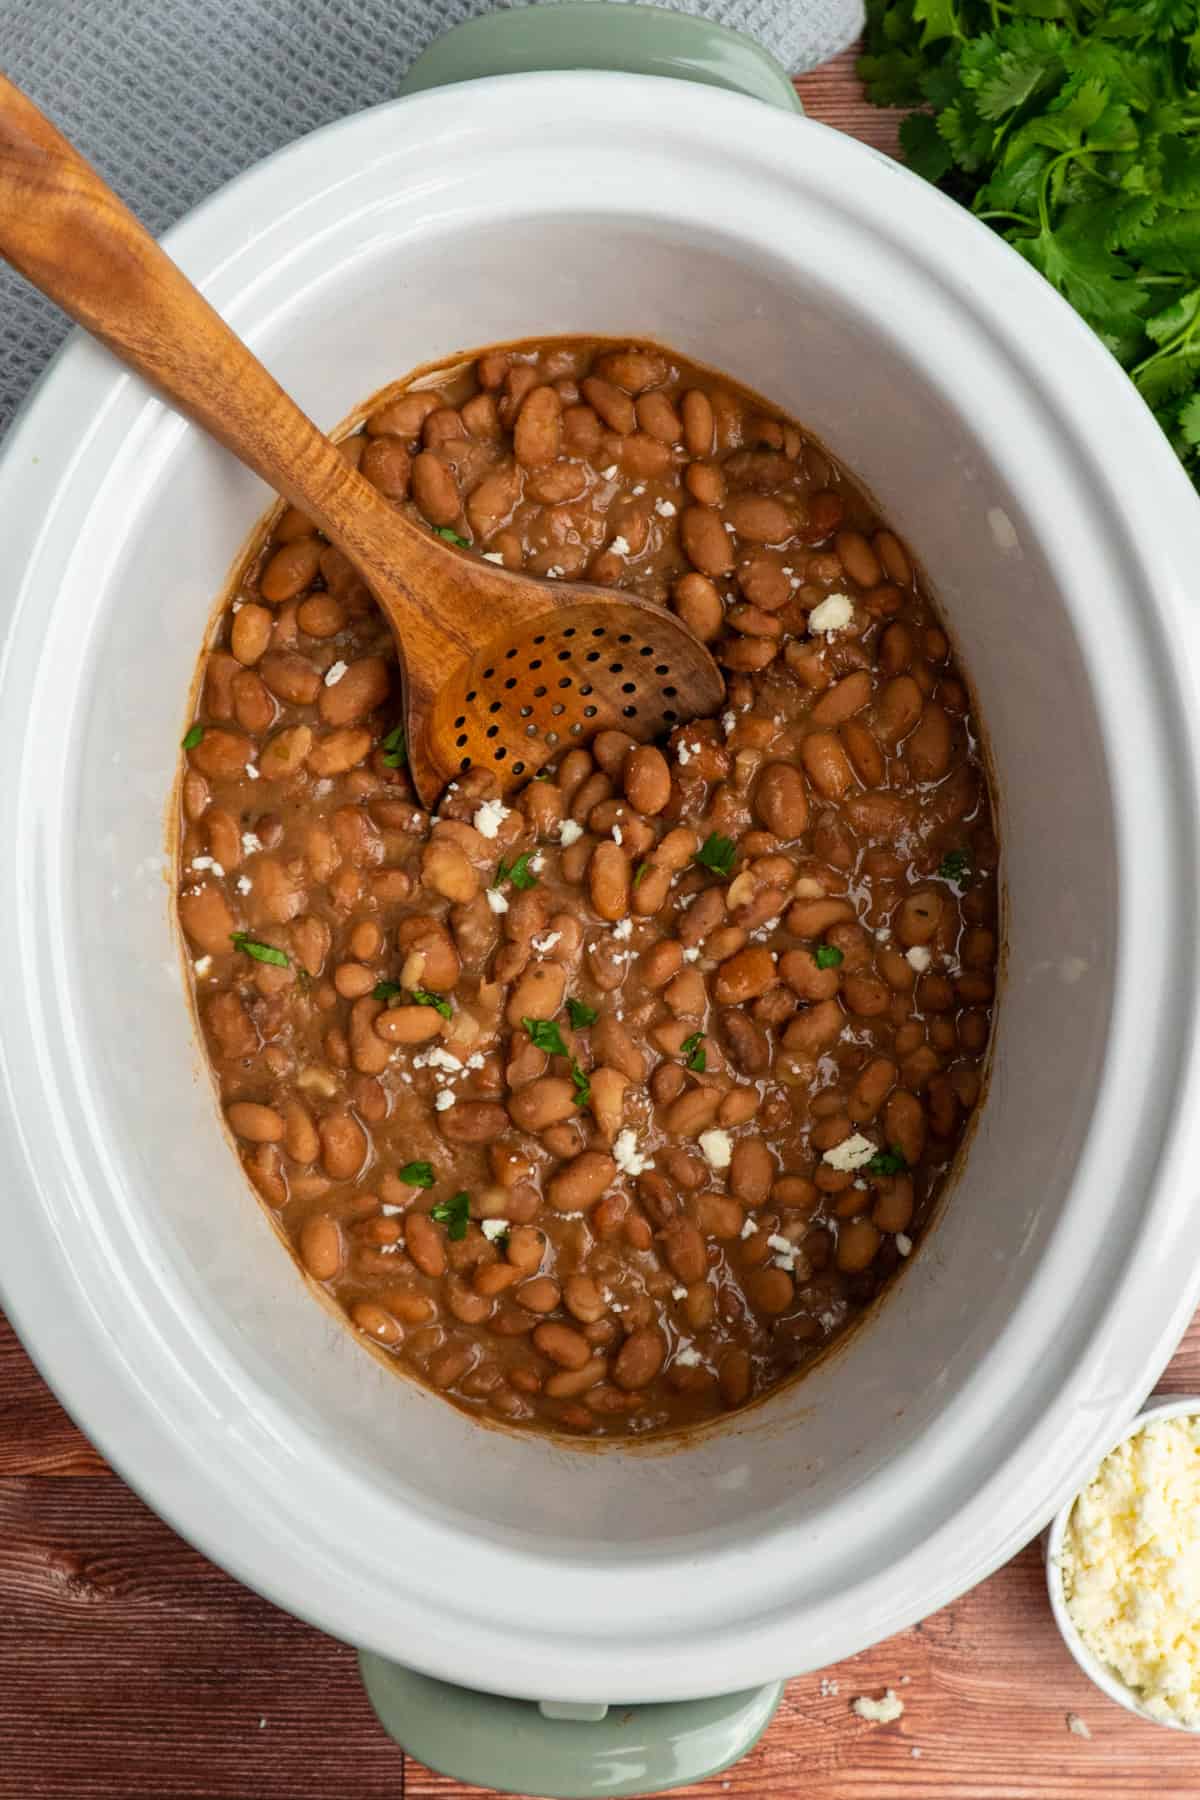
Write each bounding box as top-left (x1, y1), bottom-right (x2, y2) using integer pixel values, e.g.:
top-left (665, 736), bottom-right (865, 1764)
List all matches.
top-left (229, 931), bottom-right (290, 968)
top-left (410, 987), bottom-right (452, 1018)
top-left (567, 997), bottom-right (599, 1029)
top-left (633, 861), bottom-right (651, 889)
top-left (381, 724), bottom-right (407, 769)
top-left (860, 0), bottom-right (1200, 497)
top-left (181, 723), bottom-right (205, 751)
top-left (524, 1016), bottom-right (568, 1057)
top-left (938, 848), bottom-right (971, 882)
top-left (680, 1031), bottom-right (707, 1073)
top-left (570, 1059), bottom-right (591, 1108)
top-left (493, 851), bottom-right (538, 891)
top-left (433, 526), bottom-right (470, 548)
top-left (867, 1147), bottom-right (909, 1178)
top-left (693, 833), bottom-right (737, 879)
top-left (431, 1190), bottom-right (471, 1240)
top-left (372, 980), bottom-right (405, 1002)
top-left (398, 1161), bottom-right (435, 1189)
top-left (814, 945), bottom-right (845, 970)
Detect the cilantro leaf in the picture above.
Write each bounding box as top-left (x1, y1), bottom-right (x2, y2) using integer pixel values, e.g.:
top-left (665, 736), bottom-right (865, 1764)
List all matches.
top-left (433, 527), bottom-right (469, 548)
top-left (430, 1191), bottom-right (471, 1239)
top-left (229, 932), bottom-right (290, 968)
top-left (868, 1147), bottom-right (909, 1177)
top-left (182, 723), bottom-right (205, 751)
top-left (570, 1059), bottom-right (591, 1108)
top-left (567, 997), bottom-right (599, 1029)
top-left (633, 861), bottom-right (651, 890)
top-left (693, 833), bottom-right (737, 879)
top-left (493, 852), bottom-right (538, 891)
top-left (381, 724), bottom-right (407, 769)
top-left (938, 848), bottom-right (971, 880)
top-left (398, 1161), bottom-right (435, 1188)
top-left (524, 1016), bottom-right (568, 1056)
top-left (410, 987), bottom-right (452, 1018)
top-left (680, 1031), bottom-right (707, 1073)
top-left (814, 944), bottom-right (845, 970)
top-left (372, 980), bottom-right (405, 1002)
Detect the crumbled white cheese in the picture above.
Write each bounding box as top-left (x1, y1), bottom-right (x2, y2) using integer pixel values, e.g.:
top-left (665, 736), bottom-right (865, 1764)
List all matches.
top-left (613, 917), bottom-right (632, 941)
top-left (190, 855), bottom-right (223, 876)
top-left (473, 799), bottom-right (510, 840)
top-left (682, 946), bottom-right (701, 963)
top-left (424, 1048), bottom-right (463, 1073)
top-left (531, 852), bottom-right (545, 873)
top-left (380, 1203), bottom-right (403, 1216)
top-left (1066, 1714), bottom-right (1092, 1740)
top-left (241, 832), bottom-right (262, 855)
top-left (486, 888), bottom-right (509, 914)
top-left (559, 819), bottom-right (584, 847)
top-left (876, 926), bottom-right (892, 943)
top-left (532, 931), bottom-right (561, 955)
top-left (674, 1343), bottom-right (702, 1367)
top-left (671, 1286), bottom-right (688, 1301)
top-left (612, 825), bottom-right (623, 846)
top-left (546, 565), bottom-right (565, 579)
top-left (655, 498), bottom-right (677, 518)
top-left (740, 1216), bottom-right (758, 1240)
top-left (722, 711), bottom-right (737, 735)
top-left (906, 945), bottom-right (933, 973)
top-left (610, 535), bottom-right (631, 557)
top-left (896, 1233), bottom-right (913, 1257)
top-left (631, 484), bottom-right (646, 497)
top-left (1062, 1413), bottom-right (1200, 1725)
top-left (245, 764), bottom-right (260, 780)
top-left (601, 465), bottom-right (618, 480)
top-left (767, 1233), bottom-right (801, 1273)
top-left (852, 1690), bottom-right (904, 1725)
top-left (434, 1089), bottom-right (456, 1111)
top-left (819, 1678), bottom-right (840, 1697)
top-left (193, 956), bottom-right (213, 977)
top-left (466, 1052), bottom-right (485, 1071)
top-left (482, 551), bottom-right (505, 564)
top-left (324, 660), bottom-right (348, 686)
top-left (808, 593), bottom-right (854, 636)
top-left (481, 1219), bottom-right (510, 1241)
top-left (613, 1129), bottom-right (652, 1177)
top-left (235, 875), bottom-right (252, 895)
top-left (823, 1133), bottom-right (878, 1173)
top-left (676, 741), bottom-right (693, 765)
top-left (698, 1128), bottom-right (732, 1171)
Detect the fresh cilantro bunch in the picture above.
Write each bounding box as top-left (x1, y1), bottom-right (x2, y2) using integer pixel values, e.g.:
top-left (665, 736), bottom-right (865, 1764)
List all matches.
top-left (861, 0), bottom-right (1200, 487)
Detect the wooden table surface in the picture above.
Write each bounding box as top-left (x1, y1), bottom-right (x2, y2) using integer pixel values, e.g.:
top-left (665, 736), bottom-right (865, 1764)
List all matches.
top-left (3, 47), bottom-right (1198, 1800)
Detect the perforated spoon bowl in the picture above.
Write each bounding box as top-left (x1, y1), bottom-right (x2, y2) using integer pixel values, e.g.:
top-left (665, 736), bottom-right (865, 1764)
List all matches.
top-left (0, 74), bottom-right (725, 804)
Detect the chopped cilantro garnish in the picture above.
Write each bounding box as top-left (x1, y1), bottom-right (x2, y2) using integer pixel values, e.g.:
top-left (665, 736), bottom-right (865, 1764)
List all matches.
top-left (433, 527), bottom-right (469, 548)
top-left (524, 1016), bottom-right (568, 1057)
top-left (567, 997), bottom-right (598, 1029)
top-left (693, 833), bottom-right (737, 879)
top-left (680, 1031), bottom-right (707, 1073)
top-left (372, 980), bottom-right (404, 1002)
top-left (814, 945), bottom-right (844, 970)
top-left (493, 851), bottom-right (538, 891)
top-left (938, 849), bottom-right (970, 882)
top-left (381, 724), bottom-right (407, 769)
top-left (867, 1147), bottom-right (909, 1178)
top-left (398, 1161), bottom-right (435, 1188)
top-left (181, 723), bottom-right (205, 751)
top-left (430, 1190), bottom-right (471, 1239)
top-left (229, 932), bottom-right (290, 968)
top-left (570, 1059), bottom-right (591, 1108)
top-left (633, 861), bottom-right (651, 889)
top-left (411, 987), bottom-right (452, 1018)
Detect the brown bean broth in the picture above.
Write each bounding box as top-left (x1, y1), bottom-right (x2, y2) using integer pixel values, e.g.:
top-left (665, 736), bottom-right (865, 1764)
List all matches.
top-left (176, 337), bottom-right (999, 1438)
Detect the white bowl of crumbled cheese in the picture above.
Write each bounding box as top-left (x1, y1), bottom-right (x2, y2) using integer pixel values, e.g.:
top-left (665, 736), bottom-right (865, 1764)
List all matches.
top-left (1047, 1396), bottom-right (1200, 1731)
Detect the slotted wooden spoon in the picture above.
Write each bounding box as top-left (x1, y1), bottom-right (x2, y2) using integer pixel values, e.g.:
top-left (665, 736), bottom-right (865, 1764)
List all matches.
top-left (0, 75), bottom-right (725, 805)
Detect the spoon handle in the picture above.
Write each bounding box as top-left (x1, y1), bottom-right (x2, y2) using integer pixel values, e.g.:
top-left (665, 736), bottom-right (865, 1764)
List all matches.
top-left (0, 71), bottom-right (391, 550)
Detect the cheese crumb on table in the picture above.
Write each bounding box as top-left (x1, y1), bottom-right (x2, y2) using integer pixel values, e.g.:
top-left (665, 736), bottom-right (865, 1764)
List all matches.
top-left (851, 1689), bottom-right (904, 1724)
top-left (1062, 1412), bottom-right (1200, 1725)
top-left (1066, 1712), bottom-right (1092, 1739)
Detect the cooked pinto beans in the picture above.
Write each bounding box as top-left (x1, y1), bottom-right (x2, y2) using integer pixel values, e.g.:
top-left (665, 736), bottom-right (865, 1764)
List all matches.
top-left (178, 336), bottom-right (998, 1439)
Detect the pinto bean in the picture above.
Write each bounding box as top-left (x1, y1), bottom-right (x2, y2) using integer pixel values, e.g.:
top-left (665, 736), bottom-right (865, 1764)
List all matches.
top-left (755, 762), bottom-right (809, 839)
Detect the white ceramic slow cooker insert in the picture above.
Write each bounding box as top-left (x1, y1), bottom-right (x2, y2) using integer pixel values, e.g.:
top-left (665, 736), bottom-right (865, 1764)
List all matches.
top-left (3, 73), bottom-right (1200, 1709)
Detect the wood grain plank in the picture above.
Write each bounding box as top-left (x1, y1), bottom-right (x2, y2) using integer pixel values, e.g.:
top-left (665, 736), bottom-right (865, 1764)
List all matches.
top-left (0, 1315), bottom-right (107, 1476)
top-left (795, 48), bottom-right (904, 155)
top-left (0, 1476), bottom-right (404, 1800)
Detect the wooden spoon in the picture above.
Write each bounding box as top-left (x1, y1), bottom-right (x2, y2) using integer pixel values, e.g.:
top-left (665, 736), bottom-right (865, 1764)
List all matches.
top-left (0, 74), bottom-right (725, 805)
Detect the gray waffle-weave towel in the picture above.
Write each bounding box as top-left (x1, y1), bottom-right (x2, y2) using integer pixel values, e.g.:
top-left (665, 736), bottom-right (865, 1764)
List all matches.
top-left (0, 0), bottom-right (863, 435)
